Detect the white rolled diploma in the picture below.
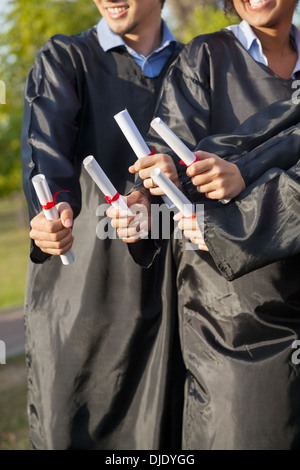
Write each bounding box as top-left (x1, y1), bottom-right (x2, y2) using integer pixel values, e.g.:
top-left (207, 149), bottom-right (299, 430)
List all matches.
top-left (114, 109), bottom-right (174, 208)
top-left (150, 117), bottom-right (231, 204)
top-left (83, 155), bottom-right (133, 215)
top-left (150, 168), bottom-right (194, 218)
top-left (32, 174), bottom-right (76, 265)
top-left (114, 109), bottom-right (151, 160)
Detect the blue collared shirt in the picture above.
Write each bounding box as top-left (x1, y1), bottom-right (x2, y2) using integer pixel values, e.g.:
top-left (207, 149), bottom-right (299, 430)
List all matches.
top-left (227, 20), bottom-right (300, 78)
top-left (96, 18), bottom-right (177, 78)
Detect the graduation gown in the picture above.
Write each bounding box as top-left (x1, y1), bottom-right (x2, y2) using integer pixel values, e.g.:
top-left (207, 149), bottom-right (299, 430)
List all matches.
top-left (144, 29), bottom-right (300, 449)
top-left (21, 27), bottom-right (184, 450)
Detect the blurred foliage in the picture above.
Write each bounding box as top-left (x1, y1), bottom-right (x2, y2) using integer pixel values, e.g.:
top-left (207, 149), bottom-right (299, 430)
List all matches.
top-left (0, 0), bottom-right (100, 197)
top-left (178, 5), bottom-right (238, 43)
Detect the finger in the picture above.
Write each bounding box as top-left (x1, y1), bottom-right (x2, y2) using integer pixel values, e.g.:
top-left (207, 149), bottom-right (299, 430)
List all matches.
top-left (117, 225), bottom-right (146, 239)
top-left (173, 212), bottom-right (184, 222)
top-left (110, 215), bottom-right (136, 229)
top-left (198, 243), bottom-right (209, 252)
top-left (57, 202), bottom-right (73, 228)
top-left (183, 229), bottom-right (203, 240)
top-left (143, 177), bottom-right (157, 189)
top-left (196, 181), bottom-right (221, 194)
top-left (106, 206), bottom-right (120, 218)
top-left (186, 158), bottom-right (214, 177)
top-left (142, 179), bottom-right (164, 196)
top-left (177, 218), bottom-right (197, 231)
top-left (205, 188), bottom-right (228, 200)
top-left (149, 187), bottom-right (165, 196)
top-left (30, 213), bottom-right (63, 233)
top-left (30, 226), bottom-right (72, 243)
top-left (39, 238), bottom-right (74, 256)
top-left (128, 155), bottom-right (157, 174)
top-left (34, 234), bottom-right (74, 255)
top-left (120, 232), bottom-right (148, 244)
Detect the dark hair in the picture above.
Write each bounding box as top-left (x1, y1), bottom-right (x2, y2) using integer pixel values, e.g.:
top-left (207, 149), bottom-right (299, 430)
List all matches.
top-left (224, 0), bottom-right (235, 15)
top-left (161, 0), bottom-right (166, 6)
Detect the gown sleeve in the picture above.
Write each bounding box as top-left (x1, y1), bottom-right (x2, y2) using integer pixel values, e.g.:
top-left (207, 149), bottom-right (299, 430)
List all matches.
top-left (194, 99), bottom-right (300, 186)
top-left (21, 36), bottom-right (83, 262)
top-left (203, 155), bottom-right (300, 281)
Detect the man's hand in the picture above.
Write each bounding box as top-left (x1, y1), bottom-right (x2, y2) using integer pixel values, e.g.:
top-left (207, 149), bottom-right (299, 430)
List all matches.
top-left (128, 153), bottom-right (180, 195)
top-left (30, 202), bottom-right (74, 255)
top-left (187, 151), bottom-right (246, 200)
top-left (173, 211), bottom-right (208, 251)
top-left (106, 190), bottom-right (151, 243)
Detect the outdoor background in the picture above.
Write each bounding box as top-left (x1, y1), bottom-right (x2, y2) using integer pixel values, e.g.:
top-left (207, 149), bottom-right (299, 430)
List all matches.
top-left (0, 0), bottom-right (299, 451)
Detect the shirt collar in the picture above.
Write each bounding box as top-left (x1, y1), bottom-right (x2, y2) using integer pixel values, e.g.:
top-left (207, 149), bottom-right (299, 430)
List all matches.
top-left (227, 20), bottom-right (300, 78)
top-left (96, 17), bottom-right (176, 56)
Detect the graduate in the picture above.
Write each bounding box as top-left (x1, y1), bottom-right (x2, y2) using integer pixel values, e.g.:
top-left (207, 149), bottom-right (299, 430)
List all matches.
top-left (108, 0), bottom-right (300, 449)
top-left (21, 0), bottom-right (184, 450)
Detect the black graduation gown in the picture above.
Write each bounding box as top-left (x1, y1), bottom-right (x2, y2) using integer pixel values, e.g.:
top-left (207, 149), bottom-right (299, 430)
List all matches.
top-left (144, 29), bottom-right (300, 449)
top-left (21, 27), bottom-right (184, 450)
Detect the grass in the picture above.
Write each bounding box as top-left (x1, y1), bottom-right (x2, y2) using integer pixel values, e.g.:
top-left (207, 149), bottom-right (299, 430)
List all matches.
top-left (0, 194), bottom-right (30, 450)
top-left (0, 354), bottom-right (30, 450)
top-left (0, 193), bottom-right (30, 309)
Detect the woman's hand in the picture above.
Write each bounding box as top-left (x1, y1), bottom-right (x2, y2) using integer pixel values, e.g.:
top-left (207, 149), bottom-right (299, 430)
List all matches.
top-left (173, 211), bottom-right (208, 251)
top-left (187, 151), bottom-right (246, 200)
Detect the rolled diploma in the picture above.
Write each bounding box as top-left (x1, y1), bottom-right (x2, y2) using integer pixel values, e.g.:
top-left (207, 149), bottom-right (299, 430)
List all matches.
top-left (114, 109), bottom-right (174, 208)
top-left (32, 174), bottom-right (76, 265)
top-left (151, 117), bottom-right (230, 204)
top-left (150, 168), bottom-right (194, 218)
top-left (83, 155), bottom-right (133, 215)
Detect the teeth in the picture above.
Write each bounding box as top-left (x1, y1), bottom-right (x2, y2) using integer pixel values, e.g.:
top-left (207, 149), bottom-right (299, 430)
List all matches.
top-left (248, 0), bottom-right (267, 6)
top-left (108, 7), bottom-right (127, 14)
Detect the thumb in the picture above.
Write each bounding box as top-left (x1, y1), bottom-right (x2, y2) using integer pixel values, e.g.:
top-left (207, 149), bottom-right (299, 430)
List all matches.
top-left (57, 202), bottom-right (74, 228)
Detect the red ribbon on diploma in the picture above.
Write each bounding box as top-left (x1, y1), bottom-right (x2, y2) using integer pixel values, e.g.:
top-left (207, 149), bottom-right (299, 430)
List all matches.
top-left (179, 155), bottom-right (199, 167)
top-left (105, 192), bottom-right (120, 205)
top-left (149, 147), bottom-right (156, 156)
top-left (41, 190), bottom-right (70, 210)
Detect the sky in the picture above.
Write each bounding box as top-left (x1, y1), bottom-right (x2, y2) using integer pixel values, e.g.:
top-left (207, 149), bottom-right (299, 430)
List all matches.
top-left (0, 0), bottom-right (9, 14)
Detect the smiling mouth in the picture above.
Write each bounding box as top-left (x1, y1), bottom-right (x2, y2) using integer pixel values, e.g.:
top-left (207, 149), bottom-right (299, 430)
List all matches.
top-left (244, 0), bottom-right (271, 7)
top-left (107, 6), bottom-right (128, 17)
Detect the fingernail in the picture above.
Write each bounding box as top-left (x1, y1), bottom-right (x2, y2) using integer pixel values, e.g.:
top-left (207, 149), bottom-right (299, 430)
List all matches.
top-left (64, 219), bottom-right (73, 228)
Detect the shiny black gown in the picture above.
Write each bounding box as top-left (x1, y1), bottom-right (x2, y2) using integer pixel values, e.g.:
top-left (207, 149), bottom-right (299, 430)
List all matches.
top-left (144, 29), bottom-right (300, 450)
top-left (21, 26), bottom-right (184, 450)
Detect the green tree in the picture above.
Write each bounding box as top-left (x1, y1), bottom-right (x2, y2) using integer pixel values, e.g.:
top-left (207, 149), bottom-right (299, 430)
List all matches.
top-left (0, 0), bottom-right (100, 197)
top-left (181, 5), bottom-right (238, 43)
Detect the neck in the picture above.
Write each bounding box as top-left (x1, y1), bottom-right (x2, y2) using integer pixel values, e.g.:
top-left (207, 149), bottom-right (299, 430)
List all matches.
top-left (253, 24), bottom-right (293, 55)
top-left (123, 20), bottom-right (162, 57)
top-left (250, 8), bottom-right (295, 54)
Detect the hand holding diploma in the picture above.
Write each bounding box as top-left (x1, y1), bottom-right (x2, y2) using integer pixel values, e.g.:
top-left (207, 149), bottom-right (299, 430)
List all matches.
top-left (31, 175), bottom-right (76, 265)
top-left (150, 168), bottom-right (208, 251)
top-left (114, 109), bottom-right (180, 205)
top-left (83, 156), bottom-right (148, 240)
top-left (106, 190), bottom-right (151, 243)
top-left (150, 117), bottom-right (245, 203)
